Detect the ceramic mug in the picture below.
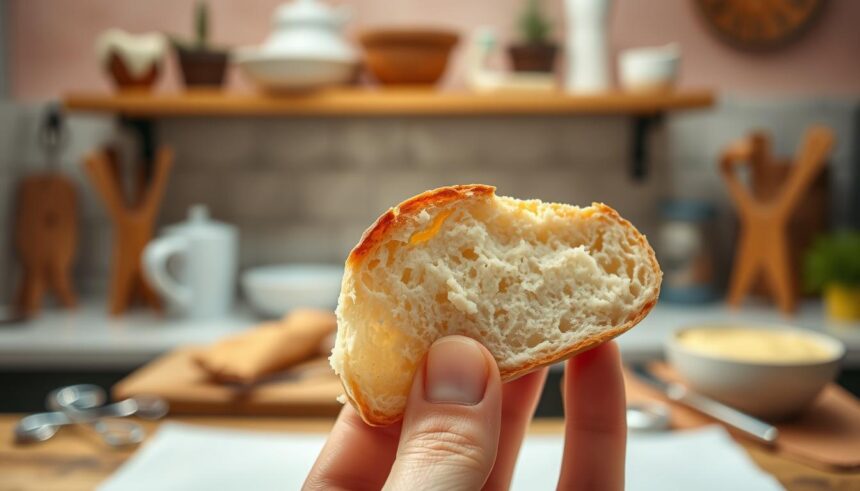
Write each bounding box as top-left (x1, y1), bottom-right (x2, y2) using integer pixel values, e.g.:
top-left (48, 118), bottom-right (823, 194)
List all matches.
top-left (142, 205), bottom-right (237, 319)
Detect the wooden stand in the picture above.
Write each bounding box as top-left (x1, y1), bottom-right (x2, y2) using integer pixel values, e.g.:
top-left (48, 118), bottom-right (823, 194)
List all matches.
top-left (721, 126), bottom-right (834, 314)
top-left (83, 147), bottom-right (173, 315)
top-left (14, 176), bottom-right (78, 314)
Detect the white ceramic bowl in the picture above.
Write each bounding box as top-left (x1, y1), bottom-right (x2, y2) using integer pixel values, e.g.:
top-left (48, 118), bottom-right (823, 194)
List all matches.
top-left (666, 324), bottom-right (845, 421)
top-left (619, 44), bottom-right (680, 93)
top-left (242, 264), bottom-right (343, 318)
top-left (235, 50), bottom-right (355, 91)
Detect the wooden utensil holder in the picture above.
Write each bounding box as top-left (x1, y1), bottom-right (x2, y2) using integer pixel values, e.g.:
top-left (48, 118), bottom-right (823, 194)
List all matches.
top-left (84, 146), bottom-right (173, 315)
top-left (721, 126), bottom-right (834, 314)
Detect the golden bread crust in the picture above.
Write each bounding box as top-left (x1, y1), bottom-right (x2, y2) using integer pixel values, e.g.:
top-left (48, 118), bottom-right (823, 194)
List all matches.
top-left (347, 184), bottom-right (496, 268)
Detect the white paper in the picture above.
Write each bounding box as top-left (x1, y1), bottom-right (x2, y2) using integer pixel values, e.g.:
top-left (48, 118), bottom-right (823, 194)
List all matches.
top-left (99, 423), bottom-right (783, 491)
top-left (512, 426), bottom-right (784, 491)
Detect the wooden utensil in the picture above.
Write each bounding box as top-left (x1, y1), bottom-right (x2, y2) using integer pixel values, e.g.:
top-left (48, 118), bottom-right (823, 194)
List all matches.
top-left (14, 176), bottom-right (78, 314)
top-left (746, 135), bottom-right (830, 299)
top-left (14, 106), bottom-right (78, 315)
top-left (721, 126), bottom-right (834, 313)
top-left (83, 146), bottom-right (173, 315)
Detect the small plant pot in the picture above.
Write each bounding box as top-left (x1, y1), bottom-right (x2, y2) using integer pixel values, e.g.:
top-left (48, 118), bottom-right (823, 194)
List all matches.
top-left (507, 43), bottom-right (558, 73)
top-left (175, 46), bottom-right (229, 88)
top-left (107, 52), bottom-right (161, 91)
top-left (824, 284), bottom-right (860, 321)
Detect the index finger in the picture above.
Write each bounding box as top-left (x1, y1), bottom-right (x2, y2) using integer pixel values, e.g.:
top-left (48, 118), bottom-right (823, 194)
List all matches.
top-left (557, 341), bottom-right (627, 491)
top-left (304, 404), bottom-right (402, 491)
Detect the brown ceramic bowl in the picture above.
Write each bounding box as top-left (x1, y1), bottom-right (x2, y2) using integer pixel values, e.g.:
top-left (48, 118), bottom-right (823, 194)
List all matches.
top-left (359, 28), bottom-right (459, 86)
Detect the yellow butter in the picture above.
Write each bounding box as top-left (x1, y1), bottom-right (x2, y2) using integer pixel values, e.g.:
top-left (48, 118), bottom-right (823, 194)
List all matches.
top-left (677, 327), bottom-right (834, 363)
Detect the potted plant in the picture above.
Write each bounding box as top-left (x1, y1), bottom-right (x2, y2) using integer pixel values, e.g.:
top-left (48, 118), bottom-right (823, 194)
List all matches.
top-left (173, 1), bottom-right (229, 88)
top-left (507, 0), bottom-right (558, 73)
top-left (804, 232), bottom-right (860, 321)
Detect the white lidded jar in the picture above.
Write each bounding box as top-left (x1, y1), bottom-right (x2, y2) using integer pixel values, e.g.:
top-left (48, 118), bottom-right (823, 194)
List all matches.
top-left (262, 0), bottom-right (357, 62)
top-left (235, 0), bottom-right (358, 90)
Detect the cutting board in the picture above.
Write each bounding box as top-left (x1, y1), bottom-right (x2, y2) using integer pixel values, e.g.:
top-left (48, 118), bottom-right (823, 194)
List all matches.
top-left (113, 347), bottom-right (343, 417)
top-left (626, 363), bottom-right (860, 471)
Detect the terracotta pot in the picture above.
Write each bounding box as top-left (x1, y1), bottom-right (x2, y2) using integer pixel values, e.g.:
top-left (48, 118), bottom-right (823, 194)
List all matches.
top-left (176, 46), bottom-right (229, 88)
top-left (359, 29), bottom-right (459, 86)
top-left (507, 43), bottom-right (558, 73)
top-left (108, 52), bottom-right (160, 91)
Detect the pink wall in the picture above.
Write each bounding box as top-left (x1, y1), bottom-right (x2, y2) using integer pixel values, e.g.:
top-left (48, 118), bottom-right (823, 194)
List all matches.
top-left (8, 0), bottom-right (860, 100)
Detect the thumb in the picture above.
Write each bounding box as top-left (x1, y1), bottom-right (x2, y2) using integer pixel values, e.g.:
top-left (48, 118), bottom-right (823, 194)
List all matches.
top-left (384, 336), bottom-right (502, 491)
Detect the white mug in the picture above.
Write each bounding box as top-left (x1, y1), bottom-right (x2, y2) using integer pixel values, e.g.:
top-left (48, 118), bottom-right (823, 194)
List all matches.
top-left (142, 205), bottom-right (237, 319)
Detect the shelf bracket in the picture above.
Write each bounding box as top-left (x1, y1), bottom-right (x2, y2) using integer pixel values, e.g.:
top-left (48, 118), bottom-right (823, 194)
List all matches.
top-left (118, 116), bottom-right (157, 179)
top-left (630, 114), bottom-right (663, 181)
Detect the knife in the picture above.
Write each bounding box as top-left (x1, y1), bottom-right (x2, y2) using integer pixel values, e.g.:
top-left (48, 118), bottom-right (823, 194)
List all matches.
top-left (631, 364), bottom-right (779, 445)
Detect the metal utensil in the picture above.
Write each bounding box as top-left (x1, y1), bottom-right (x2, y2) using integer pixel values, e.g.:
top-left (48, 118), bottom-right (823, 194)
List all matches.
top-left (14, 384), bottom-right (168, 446)
top-left (631, 364), bottom-right (779, 445)
top-left (47, 384), bottom-right (167, 420)
top-left (626, 402), bottom-right (672, 432)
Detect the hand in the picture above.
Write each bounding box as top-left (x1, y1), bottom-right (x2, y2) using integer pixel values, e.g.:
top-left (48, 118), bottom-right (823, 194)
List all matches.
top-left (305, 336), bottom-right (626, 491)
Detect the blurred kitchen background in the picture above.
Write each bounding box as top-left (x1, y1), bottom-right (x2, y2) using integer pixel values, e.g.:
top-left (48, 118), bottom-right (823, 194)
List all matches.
top-left (3, 1), bottom-right (860, 489)
top-left (0, 0), bottom-right (858, 415)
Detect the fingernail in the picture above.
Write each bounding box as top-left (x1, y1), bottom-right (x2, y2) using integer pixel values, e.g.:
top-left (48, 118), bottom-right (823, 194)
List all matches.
top-left (425, 336), bottom-right (488, 405)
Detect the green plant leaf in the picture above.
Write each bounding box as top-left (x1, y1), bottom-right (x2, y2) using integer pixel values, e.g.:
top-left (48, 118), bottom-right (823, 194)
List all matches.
top-left (803, 231), bottom-right (860, 292)
top-left (195, 0), bottom-right (209, 48)
top-left (518, 0), bottom-right (552, 44)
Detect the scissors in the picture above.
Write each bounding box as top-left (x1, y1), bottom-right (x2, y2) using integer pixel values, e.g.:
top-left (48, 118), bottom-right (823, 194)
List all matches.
top-left (15, 384), bottom-right (168, 447)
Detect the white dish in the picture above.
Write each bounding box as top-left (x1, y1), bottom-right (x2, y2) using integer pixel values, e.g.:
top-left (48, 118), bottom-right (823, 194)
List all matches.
top-left (666, 324), bottom-right (844, 421)
top-left (619, 44), bottom-right (680, 93)
top-left (235, 50), bottom-right (355, 91)
top-left (242, 263), bottom-right (343, 318)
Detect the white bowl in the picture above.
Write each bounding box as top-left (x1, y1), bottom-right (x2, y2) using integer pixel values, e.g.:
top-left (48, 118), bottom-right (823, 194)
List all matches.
top-left (666, 324), bottom-right (844, 421)
top-left (619, 44), bottom-right (680, 93)
top-left (242, 264), bottom-right (343, 318)
top-left (235, 50), bottom-right (355, 91)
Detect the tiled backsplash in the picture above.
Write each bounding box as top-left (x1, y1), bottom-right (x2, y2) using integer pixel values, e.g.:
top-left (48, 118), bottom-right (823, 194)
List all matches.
top-left (0, 96), bottom-right (857, 299)
top-left (156, 115), bottom-right (667, 271)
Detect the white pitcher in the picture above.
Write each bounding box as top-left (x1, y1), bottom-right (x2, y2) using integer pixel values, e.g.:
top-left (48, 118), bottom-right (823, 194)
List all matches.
top-left (142, 205), bottom-right (237, 319)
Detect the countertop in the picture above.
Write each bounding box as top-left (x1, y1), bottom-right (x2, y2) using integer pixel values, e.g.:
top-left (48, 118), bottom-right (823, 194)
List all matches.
top-left (1, 300), bottom-right (858, 370)
top-left (1, 415), bottom-right (857, 491)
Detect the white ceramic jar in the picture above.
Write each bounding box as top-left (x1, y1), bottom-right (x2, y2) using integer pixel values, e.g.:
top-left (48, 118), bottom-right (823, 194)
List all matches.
top-left (235, 0), bottom-right (358, 90)
top-left (263, 0), bottom-right (356, 61)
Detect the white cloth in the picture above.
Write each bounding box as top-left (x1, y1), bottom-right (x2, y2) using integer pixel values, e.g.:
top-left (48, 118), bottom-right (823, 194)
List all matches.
top-left (99, 423), bottom-right (783, 491)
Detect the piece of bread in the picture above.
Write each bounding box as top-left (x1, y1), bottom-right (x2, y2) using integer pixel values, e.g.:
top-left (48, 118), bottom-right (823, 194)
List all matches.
top-left (196, 309), bottom-right (336, 384)
top-left (331, 185), bottom-right (661, 425)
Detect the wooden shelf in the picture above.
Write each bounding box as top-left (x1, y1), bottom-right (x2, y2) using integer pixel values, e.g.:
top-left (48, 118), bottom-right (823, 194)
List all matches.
top-left (64, 88), bottom-right (715, 117)
top-left (63, 88), bottom-right (715, 180)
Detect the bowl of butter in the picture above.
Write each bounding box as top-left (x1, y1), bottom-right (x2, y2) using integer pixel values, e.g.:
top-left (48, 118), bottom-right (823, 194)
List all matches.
top-left (667, 324), bottom-right (845, 421)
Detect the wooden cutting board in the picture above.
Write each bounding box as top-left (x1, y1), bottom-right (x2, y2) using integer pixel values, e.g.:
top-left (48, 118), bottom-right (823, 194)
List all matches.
top-left (626, 363), bottom-right (860, 471)
top-left (113, 347), bottom-right (343, 417)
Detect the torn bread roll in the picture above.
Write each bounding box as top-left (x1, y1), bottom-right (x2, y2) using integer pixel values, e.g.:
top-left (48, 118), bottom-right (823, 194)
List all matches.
top-left (196, 308), bottom-right (336, 384)
top-left (331, 185), bottom-right (662, 425)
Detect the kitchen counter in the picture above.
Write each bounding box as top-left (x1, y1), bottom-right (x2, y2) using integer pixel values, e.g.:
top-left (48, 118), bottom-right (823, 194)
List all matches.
top-left (0, 300), bottom-right (858, 370)
top-left (0, 414), bottom-right (856, 491)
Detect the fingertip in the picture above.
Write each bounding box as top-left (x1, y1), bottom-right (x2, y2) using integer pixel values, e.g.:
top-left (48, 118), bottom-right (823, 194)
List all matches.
top-left (568, 340), bottom-right (620, 368)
